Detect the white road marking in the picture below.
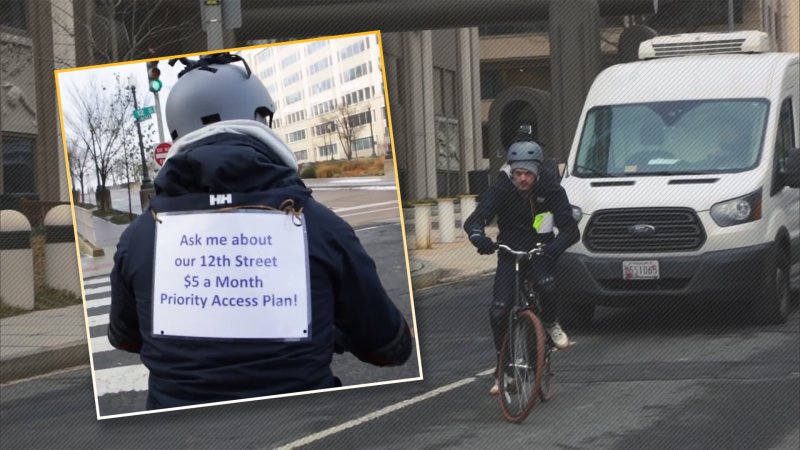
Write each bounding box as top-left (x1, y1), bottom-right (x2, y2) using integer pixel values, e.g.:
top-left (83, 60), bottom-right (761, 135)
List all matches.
top-left (84, 285), bottom-right (111, 296)
top-left (273, 368), bottom-right (494, 450)
top-left (86, 297), bottom-right (111, 309)
top-left (90, 336), bottom-right (114, 353)
top-left (94, 364), bottom-right (149, 396)
top-left (339, 207), bottom-right (400, 218)
top-left (89, 314), bottom-right (109, 327)
top-left (332, 201), bottom-right (398, 213)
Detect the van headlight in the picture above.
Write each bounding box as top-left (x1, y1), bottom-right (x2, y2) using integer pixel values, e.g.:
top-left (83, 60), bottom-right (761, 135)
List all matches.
top-left (571, 205), bottom-right (583, 224)
top-left (710, 189), bottom-right (762, 227)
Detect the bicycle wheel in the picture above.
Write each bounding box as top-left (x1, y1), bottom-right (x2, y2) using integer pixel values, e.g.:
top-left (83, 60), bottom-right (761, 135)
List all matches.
top-left (538, 347), bottom-right (553, 402)
top-left (498, 309), bottom-right (546, 423)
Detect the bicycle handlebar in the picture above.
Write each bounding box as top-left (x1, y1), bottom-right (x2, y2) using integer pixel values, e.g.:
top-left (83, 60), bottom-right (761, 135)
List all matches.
top-left (496, 243), bottom-right (546, 259)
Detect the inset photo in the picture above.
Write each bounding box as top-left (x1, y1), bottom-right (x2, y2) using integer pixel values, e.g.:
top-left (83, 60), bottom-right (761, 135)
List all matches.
top-left (55, 31), bottom-right (421, 419)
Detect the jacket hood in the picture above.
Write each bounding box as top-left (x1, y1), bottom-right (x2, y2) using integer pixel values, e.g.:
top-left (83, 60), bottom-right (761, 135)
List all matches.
top-left (154, 131), bottom-right (308, 201)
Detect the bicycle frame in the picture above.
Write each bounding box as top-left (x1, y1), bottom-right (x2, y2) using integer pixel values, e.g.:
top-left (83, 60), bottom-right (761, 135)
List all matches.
top-left (496, 243), bottom-right (554, 423)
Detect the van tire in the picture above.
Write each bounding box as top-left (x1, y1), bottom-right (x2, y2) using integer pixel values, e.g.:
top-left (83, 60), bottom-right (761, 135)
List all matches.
top-left (753, 248), bottom-right (790, 325)
top-left (559, 302), bottom-right (595, 328)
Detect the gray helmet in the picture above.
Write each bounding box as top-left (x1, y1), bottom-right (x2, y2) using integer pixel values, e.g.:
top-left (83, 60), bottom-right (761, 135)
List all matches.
top-left (507, 141), bottom-right (544, 176)
top-left (165, 56), bottom-right (276, 140)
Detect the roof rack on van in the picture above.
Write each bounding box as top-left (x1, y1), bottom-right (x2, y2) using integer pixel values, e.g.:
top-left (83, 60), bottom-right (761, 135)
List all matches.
top-left (638, 31), bottom-right (769, 59)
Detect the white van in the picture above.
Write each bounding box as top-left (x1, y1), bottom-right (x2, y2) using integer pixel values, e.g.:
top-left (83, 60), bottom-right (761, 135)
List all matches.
top-left (557, 31), bottom-right (800, 326)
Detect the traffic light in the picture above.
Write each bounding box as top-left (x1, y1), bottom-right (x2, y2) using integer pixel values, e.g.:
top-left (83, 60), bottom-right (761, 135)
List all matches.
top-left (147, 61), bottom-right (162, 92)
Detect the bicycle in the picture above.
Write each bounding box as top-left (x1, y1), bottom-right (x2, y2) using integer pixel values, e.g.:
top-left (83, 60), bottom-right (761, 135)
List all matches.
top-left (495, 243), bottom-right (555, 424)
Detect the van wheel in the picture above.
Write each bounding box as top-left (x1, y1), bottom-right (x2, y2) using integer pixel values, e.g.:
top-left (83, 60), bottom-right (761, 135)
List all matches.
top-left (560, 302), bottom-right (595, 328)
top-left (753, 249), bottom-right (790, 325)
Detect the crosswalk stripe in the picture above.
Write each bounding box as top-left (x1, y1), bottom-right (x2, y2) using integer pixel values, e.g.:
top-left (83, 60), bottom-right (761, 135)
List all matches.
top-left (89, 314), bottom-right (110, 327)
top-left (86, 297), bottom-right (111, 309)
top-left (83, 277), bottom-right (111, 289)
top-left (90, 336), bottom-right (114, 353)
top-left (85, 285), bottom-right (111, 296)
top-left (94, 364), bottom-right (149, 396)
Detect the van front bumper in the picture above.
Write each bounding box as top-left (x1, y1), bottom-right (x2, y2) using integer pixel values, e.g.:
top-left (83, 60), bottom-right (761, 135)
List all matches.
top-left (555, 242), bottom-right (774, 307)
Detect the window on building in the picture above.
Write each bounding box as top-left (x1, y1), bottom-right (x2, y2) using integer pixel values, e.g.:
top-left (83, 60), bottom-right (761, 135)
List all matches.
top-left (294, 150), bottom-right (308, 161)
top-left (311, 78), bottom-right (334, 96)
top-left (257, 48), bottom-right (274, 63)
top-left (347, 110), bottom-right (373, 128)
top-left (341, 62), bottom-right (371, 83)
top-left (342, 87), bottom-right (373, 106)
top-left (2, 134), bottom-right (36, 195)
top-left (286, 129), bottom-right (307, 143)
top-left (311, 99), bottom-right (337, 117)
top-left (339, 39), bottom-right (367, 61)
top-left (350, 136), bottom-right (374, 153)
top-left (318, 143), bottom-right (338, 158)
top-left (259, 66), bottom-right (275, 79)
top-left (281, 52), bottom-right (299, 68)
top-left (308, 56), bottom-right (332, 76)
top-left (285, 91), bottom-right (303, 105)
top-left (285, 110), bottom-right (306, 125)
top-left (313, 121), bottom-right (337, 136)
top-left (282, 71), bottom-right (302, 87)
top-left (306, 40), bottom-right (328, 55)
top-left (1, 0), bottom-right (28, 31)
top-left (433, 68), bottom-right (457, 118)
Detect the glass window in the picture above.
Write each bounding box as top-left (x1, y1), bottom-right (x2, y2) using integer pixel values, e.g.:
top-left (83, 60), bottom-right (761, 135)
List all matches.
top-left (574, 99), bottom-right (770, 177)
top-left (286, 129), bottom-right (307, 143)
top-left (774, 98), bottom-right (795, 184)
top-left (282, 71), bottom-right (302, 87)
top-left (306, 40), bottom-right (328, 55)
top-left (281, 52), bottom-right (299, 68)
top-left (350, 136), bottom-right (374, 152)
top-left (2, 134), bottom-right (36, 194)
top-left (318, 143), bottom-right (338, 158)
top-left (339, 40), bottom-right (366, 61)
top-left (294, 150), bottom-right (308, 161)
top-left (311, 78), bottom-right (334, 96)
top-left (1, 0), bottom-right (28, 31)
top-left (285, 91), bottom-right (303, 105)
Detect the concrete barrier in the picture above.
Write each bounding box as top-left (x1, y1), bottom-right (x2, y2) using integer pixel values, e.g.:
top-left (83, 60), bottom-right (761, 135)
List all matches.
top-left (44, 205), bottom-right (81, 296)
top-left (73, 206), bottom-right (96, 245)
top-left (414, 204), bottom-right (433, 250)
top-left (438, 198), bottom-right (456, 243)
top-left (0, 210), bottom-right (35, 310)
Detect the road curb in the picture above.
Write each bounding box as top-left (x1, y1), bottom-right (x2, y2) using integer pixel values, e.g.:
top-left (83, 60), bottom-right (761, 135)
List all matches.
top-left (409, 260), bottom-right (441, 290)
top-left (0, 343), bottom-right (89, 384)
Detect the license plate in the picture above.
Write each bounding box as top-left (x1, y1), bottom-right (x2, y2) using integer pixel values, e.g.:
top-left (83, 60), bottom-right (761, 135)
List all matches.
top-left (622, 260), bottom-right (660, 280)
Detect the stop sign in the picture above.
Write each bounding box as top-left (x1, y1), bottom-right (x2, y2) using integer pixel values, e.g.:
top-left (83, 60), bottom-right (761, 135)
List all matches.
top-left (154, 142), bottom-right (172, 167)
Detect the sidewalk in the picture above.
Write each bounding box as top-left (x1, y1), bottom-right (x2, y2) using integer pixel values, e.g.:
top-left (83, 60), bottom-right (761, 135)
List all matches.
top-left (0, 246), bottom-right (120, 384)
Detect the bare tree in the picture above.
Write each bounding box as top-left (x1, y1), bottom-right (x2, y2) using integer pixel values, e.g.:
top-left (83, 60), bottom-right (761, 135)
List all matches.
top-left (67, 139), bottom-right (93, 205)
top-left (64, 74), bottom-right (133, 211)
top-left (329, 103), bottom-right (371, 161)
top-left (51, 0), bottom-right (196, 67)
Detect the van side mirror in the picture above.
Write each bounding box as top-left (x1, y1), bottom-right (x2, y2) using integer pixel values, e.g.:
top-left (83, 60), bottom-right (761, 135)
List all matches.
top-left (785, 149), bottom-right (800, 189)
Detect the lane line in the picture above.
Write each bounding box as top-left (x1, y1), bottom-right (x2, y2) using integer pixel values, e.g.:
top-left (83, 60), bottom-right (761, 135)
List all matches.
top-left (90, 336), bottom-right (115, 353)
top-left (83, 278), bottom-right (111, 289)
top-left (84, 285), bottom-right (111, 296)
top-left (89, 314), bottom-right (109, 327)
top-left (273, 370), bottom-right (493, 450)
top-left (339, 207), bottom-right (400, 218)
top-left (332, 201), bottom-right (398, 213)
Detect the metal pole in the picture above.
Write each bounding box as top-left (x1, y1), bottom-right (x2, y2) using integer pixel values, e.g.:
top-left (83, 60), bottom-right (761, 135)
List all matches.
top-left (130, 86), bottom-right (153, 190)
top-left (204, 1), bottom-right (224, 50)
top-left (153, 90), bottom-right (166, 143)
top-left (728, 0), bottom-right (735, 32)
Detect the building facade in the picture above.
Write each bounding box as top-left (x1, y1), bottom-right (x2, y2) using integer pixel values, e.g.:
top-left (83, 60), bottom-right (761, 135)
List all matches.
top-left (243, 34), bottom-right (389, 165)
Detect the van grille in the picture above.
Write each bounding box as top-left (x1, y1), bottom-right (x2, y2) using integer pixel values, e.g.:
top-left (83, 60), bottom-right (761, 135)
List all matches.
top-left (584, 208), bottom-right (705, 253)
top-left (652, 39), bottom-right (746, 57)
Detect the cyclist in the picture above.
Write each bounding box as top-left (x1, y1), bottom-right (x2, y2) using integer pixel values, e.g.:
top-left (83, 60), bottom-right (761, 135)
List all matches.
top-left (463, 139), bottom-right (579, 395)
top-left (108, 53), bottom-right (412, 409)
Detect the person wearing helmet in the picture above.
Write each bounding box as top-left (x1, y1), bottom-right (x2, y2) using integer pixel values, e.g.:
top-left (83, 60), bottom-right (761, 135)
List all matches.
top-left (463, 139), bottom-right (579, 395)
top-left (107, 53), bottom-right (412, 410)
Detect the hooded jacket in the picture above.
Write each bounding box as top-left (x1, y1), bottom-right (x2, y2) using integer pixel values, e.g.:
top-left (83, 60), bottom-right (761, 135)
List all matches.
top-left (108, 121), bottom-right (411, 409)
top-left (463, 166), bottom-right (579, 258)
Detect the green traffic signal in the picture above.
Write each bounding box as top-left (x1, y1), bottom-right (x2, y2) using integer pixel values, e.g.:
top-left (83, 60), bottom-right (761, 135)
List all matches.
top-left (149, 79), bottom-right (163, 92)
top-left (147, 61), bottom-right (162, 93)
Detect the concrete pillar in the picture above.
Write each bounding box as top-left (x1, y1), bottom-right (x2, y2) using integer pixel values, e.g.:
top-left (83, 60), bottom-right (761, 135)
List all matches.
top-left (470, 28), bottom-right (486, 171)
top-left (0, 210), bottom-right (35, 310)
top-left (44, 205), bottom-right (81, 296)
top-left (404, 31), bottom-right (437, 200)
top-left (548, 0), bottom-right (602, 162)
top-left (438, 198), bottom-right (456, 243)
top-left (458, 28), bottom-right (476, 194)
top-left (414, 203), bottom-right (433, 249)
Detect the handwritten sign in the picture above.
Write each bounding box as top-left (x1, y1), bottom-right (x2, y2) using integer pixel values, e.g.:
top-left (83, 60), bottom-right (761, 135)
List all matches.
top-left (151, 210), bottom-right (310, 340)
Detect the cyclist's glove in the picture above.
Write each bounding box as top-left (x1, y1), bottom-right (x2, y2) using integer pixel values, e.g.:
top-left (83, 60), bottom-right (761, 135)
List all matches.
top-left (469, 233), bottom-right (496, 255)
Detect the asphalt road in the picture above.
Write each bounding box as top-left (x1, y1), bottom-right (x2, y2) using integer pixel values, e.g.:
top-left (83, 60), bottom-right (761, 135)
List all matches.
top-left (2, 274), bottom-right (798, 448)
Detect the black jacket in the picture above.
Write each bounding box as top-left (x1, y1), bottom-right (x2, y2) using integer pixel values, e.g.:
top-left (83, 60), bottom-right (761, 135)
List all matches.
top-left (463, 167), bottom-right (579, 258)
top-left (108, 132), bottom-right (411, 408)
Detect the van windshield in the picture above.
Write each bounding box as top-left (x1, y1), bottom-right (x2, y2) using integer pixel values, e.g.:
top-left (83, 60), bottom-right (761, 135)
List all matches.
top-left (573, 99), bottom-right (769, 177)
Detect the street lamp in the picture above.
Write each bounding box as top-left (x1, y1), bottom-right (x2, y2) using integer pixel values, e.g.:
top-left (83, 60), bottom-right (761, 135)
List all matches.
top-left (127, 73), bottom-right (153, 192)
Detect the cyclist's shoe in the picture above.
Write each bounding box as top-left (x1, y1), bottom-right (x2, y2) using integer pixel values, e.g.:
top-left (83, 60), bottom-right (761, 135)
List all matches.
top-left (546, 323), bottom-right (570, 349)
top-left (490, 379), bottom-right (500, 396)
top-left (490, 378), bottom-right (516, 395)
